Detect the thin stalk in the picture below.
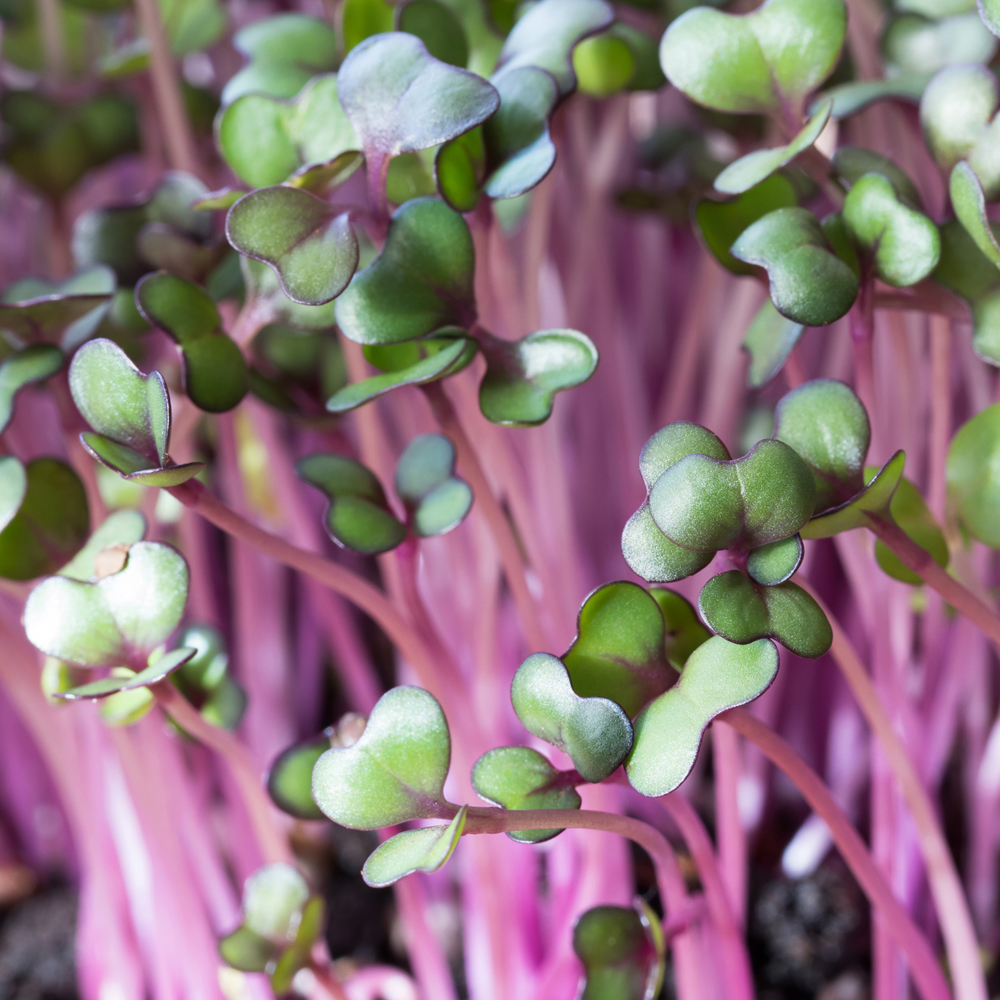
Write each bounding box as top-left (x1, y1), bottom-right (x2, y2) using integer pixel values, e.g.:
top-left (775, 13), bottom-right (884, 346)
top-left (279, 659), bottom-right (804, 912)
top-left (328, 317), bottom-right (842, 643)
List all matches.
top-left (659, 793), bottom-right (755, 1000)
top-left (709, 724), bottom-right (747, 928)
top-left (151, 682), bottom-right (291, 865)
top-left (722, 711), bottom-right (953, 1000)
top-left (132, 0), bottom-right (201, 176)
top-left (868, 516), bottom-right (1000, 649)
top-left (928, 315), bottom-right (951, 520)
top-left (169, 481), bottom-right (463, 722)
top-left (799, 585), bottom-right (988, 1000)
top-left (422, 383), bottom-right (548, 652)
top-left (308, 962), bottom-right (351, 1000)
top-left (34, 0), bottom-right (65, 86)
top-left (851, 277), bottom-right (877, 421)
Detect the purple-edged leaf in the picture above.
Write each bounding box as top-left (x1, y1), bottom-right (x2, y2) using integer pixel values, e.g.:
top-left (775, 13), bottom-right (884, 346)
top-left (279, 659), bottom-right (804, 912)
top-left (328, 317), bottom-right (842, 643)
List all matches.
top-left (53, 646), bottom-right (197, 700)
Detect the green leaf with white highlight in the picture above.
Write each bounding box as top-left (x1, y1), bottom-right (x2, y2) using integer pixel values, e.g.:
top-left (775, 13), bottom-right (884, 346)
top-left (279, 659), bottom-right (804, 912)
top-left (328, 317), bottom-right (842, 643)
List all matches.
top-left (478, 328), bottom-right (598, 426)
top-left (471, 747), bottom-right (580, 844)
top-left (730, 207), bottom-right (859, 325)
top-left (297, 452), bottom-right (405, 555)
top-left (626, 636), bottom-right (779, 797)
top-left (312, 686), bottom-right (452, 828)
top-left (573, 904), bottom-right (664, 1000)
top-left (23, 541), bottom-right (189, 667)
top-left (362, 807), bottom-right (466, 887)
top-left (227, 188), bottom-right (359, 306)
top-left (714, 99), bottom-right (832, 196)
top-left (951, 160), bottom-right (1000, 269)
top-left (747, 534), bottom-right (803, 586)
top-left (394, 434), bottom-right (473, 538)
top-left (510, 653), bottom-right (633, 783)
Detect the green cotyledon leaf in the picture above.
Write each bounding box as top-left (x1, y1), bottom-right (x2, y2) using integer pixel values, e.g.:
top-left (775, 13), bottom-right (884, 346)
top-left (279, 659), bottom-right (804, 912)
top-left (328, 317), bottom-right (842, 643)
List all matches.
top-left (361, 807), bottom-right (466, 887)
top-left (510, 652), bottom-right (633, 783)
top-left (873, 475), bottom-right (949, 584)
top-left (626, 636), bottom-right (779, 796)
top-left (947, 402), bottom-right (1000, 547)
top-left (659, 0), bottom-right (847, 115)
top-left (23, 541), bottom-right (189, 667)
top-left (730, 207), bottom-right (859, 325)
top-left (573, 904), bottom-right (663, 1000)
top-left (394, 434), bottom-right (473, 538)
top-left (471, 746), bottom-right (581, 844)
top-left (311, 686), bottom-right (452, 828)
top-left (0, 344), bottom-right (63, 433)
top-left (296, 452), bottom-right (406, 555)
top-left (622, 422), bottom-right (730, 583)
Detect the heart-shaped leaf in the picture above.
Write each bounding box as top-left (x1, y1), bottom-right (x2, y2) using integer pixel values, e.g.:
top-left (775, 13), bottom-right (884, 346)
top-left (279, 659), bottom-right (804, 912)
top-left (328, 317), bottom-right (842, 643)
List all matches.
top-left (714, 99), bottom-right (832, 196)
top-left (626, 636), bottom-right (779, 796)
top-left (841, 173), bottom-right (941, 286)
top-left (222, 15), bottom-right (338, 104)
top-left (337, 32), bottom-right (499, 184)
top-left (70, 339), bottom-right (204, 485)
top-left (873, 475), bottom-right (949, 584)
top-left (59, 511), bottom-right (146, 581)
top-left (394, 434), bottom-right (473, 537)
top-left (882, 12), bottom-right (996, 78)
top-left (53, 646), bottom-right (197, 700)
top-left (0, 458), bottom-right (89, 581)
top-left (746, 534), bottom-right (803, 586)
top-left (921, 64), bottom-right (1000, 198)
top-left (731, 207), bottom-right (859, 325)
top-left (649, 587), bottom-right (711, 669)
top-left (0, 345), bottom-right (63, 433)
top-left (510, 653), bottom-right (633, 783)
top-left (267, 734), bottom-right (331, 820)
top-left (24, 541), bottom-right (189, 667)
top-left (135, 273), bottom-right (248, 412)
top-left (622, 422), bottom-right (730, 583)
top-left (951, 160), bottom-right (1000, 268)
top-left (773, 378), bottom-right (870, 513)
top-left (227, 188), bottom-right (359, 307)
top-left (362, 806), bottom-right (466, 887)
top-left (815, 74), bottom-right (928, 120)
top-left (573, 904), bottom-right (663, 1000)
top-left (311, 685), bottom-right (452, 828)
top-left (397, 0), bottom-right (468, 67)
top-left (800, 450), bottom-right (906, 539)
top-left (471, 746), bottom-right (581, 844)
top-left (659, 0), bottom-right (847, 114)
top-left (242, 259), bottom-right (339, 332)
top-left (696, 174), bottom-right (799, 276)
top-left (327, 336), bottom-right (476, 413)
top-left (493, 0), bottom-right (614, 97)
top-left (947, 402), bottom-right (1000, 546)
top-left (297, 453), bottom-right (406, 554)
top-left (698, 570), bottom-right (832, 657)
top-left (2, 266), bottom-right (116, 350)
top-left (478, 328), bottom-right (598, 426)
top-left (562, 582), bottom-right (675, 718)
top-left (336, 198), bottom-right (476, 344)
top-left (831, 146), bottom-right (924, 209)
top-left (649, 438), bottom-right (816, 553)
top-left (742, 298), bottom-right (805, 389)
top-left (217, 75), bottom-right (361, 189)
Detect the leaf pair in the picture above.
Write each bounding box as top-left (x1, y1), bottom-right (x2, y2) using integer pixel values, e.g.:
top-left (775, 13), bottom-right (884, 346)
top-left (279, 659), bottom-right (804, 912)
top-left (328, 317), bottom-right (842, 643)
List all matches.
top-left (297, 433), bottom-right (472, 554)
top-left (69, 338), bottom-right (205, 485)
top-left (573, 902), bottom-right (665, 1000)
top-left (219, 864), bottom-right (326, 995)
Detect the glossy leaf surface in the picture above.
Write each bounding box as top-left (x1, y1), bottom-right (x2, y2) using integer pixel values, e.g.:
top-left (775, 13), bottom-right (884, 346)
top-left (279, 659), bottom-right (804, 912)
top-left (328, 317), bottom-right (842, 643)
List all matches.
top-left (394, 434), bottom-right (473, 537)
top-left (562, 582), bottom-right (674, 718)
top-left (478, 329), bottom-right (598, 426)
top-left (23, 541), bottom-right (189, 667)
top-left (227, 188), bottom-right (359, 306)
top-left (312, 686), bottom-right (452, 828)
top-left (746, 534), bottom-right (803, 586)
top-left (627, 637), bottom-right (779, 796)
top-left (267, 734), bottom-right (330, 819)
top-left (731, 208), bottom-right (859, 325)
top-left (510, 653), bottom-right (633, 783)
top-left (336, 198), bottom-right (476, 345)
top-left (362, 807), bottom-right (466, 887)
top-left (471, 746), bottom-right (580, 844)
top-left (659, 0), bottom-right (847, 114)
top-left (297, 453), bottom-right (405, 554)
top-left (573, 905), bottom-right (661, 1000)
top-left (0, 459), bottom-right (89, 581)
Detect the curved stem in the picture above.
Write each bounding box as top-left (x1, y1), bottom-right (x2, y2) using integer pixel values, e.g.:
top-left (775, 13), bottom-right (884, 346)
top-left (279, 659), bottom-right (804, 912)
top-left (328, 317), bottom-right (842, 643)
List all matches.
top-left (169, 482), bottom-right (461, 721)
top-left (722, 710), bottom-right (953, 1000)
top-left (151, 682), bottom-right (291, 865)
top-left (798, 584), bottom-right (987, 1000)
top-left (659, 793), bottom-right (755, 1000)
top-left (422, 383), bottom-right (548, 651)
top-left (868, 516), bottom-right (1000, 649)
